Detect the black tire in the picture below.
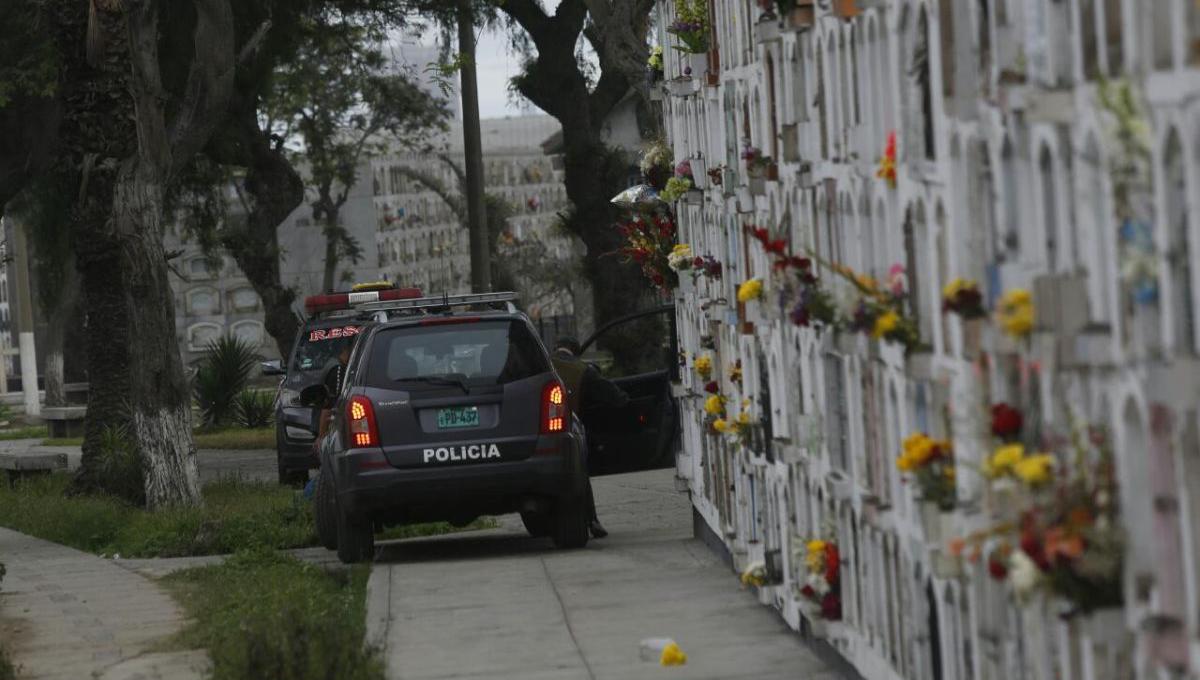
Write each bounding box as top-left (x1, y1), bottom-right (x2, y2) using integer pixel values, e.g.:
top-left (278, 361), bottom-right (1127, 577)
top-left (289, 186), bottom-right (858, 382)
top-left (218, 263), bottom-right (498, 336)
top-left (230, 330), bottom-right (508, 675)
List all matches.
top-left (520, 511), bottom-right (551, 537)
top-left (336, 504), bottom-right (375, 564)
top-left (314, 465), bottom-right (338, 551)
top-left (551, 495), bottom-right (589, 549)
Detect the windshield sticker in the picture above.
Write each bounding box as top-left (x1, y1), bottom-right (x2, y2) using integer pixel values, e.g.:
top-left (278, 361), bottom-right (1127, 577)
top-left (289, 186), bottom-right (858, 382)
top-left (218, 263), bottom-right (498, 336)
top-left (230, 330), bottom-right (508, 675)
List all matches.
top-left (309, 326), bottom-right (360, 342)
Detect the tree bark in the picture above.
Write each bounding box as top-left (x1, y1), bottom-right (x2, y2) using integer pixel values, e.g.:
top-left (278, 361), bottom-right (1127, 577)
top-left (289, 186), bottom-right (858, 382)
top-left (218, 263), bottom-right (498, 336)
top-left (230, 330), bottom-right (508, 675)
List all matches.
top-left (457, 0), bottom-right (491, 293)
top-left (212, 111), bottom-right (303, 359)
top-left (322, 209), bottom-right (340, 293)
top-left (42, 263), bottom-right (79, 408)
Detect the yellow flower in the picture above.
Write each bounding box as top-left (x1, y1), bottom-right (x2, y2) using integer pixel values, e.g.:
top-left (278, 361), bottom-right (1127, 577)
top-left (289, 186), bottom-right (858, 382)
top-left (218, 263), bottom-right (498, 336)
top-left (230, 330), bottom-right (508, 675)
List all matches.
top-left (871, 310), bottom-right (900, 339)
top-left (997, 288), bottom-right (1035, 338)
top-left (712, 418), bottom-right (730, 433)
top-left (943, 465), bottom-right (957, 481)
top-left (671, 243), bottom-right (692, 256)
top-left (704, 394), bottom-right (725, 415)
top-left (986, 444), bottom-right (1025, 478)
top-left (660, 642), bottom-right (688, 666)
top-left (694, 355), bottom-right (713, 377)
top-left (1013, 454), bottom-right (1054, 486)
top-left (737, 278), bottom-right (764, 302)
top-left (737, 411), bottom-right (751, 426)
top-left (855, 273), bottom-right (879, 293)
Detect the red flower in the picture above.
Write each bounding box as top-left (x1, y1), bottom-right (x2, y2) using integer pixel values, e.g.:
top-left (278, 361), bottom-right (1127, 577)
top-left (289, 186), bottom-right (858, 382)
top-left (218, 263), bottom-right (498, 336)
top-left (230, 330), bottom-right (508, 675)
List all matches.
top-left (820, 593), bottom-right (842, 621)
top-left (703, 381), bottom-right (719, 394)
top-left (823, 543), bottom-right (840, 585)
top-left (1019, 530), bottom-right (1050, 571)
top-left (651, 272), bottom-right (664, 285)
top-left (800, 585), bottom-right (815, 599)
top-left (765, 238), bottom-right (789, 255)
top-left (987, 556), bottom-right (1008, 581)
top-left (693, 256), bottom-right (705, 267)
top-left (746, 225), bottom-right (770, 244)
top-left (991, 403), bottom-right (1023, 439)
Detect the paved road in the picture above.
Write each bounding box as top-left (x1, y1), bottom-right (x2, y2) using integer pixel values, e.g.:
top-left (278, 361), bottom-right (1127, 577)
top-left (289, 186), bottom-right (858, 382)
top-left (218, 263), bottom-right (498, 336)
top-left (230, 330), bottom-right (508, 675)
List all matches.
top-left (366, 469), bottom-right (842, 680)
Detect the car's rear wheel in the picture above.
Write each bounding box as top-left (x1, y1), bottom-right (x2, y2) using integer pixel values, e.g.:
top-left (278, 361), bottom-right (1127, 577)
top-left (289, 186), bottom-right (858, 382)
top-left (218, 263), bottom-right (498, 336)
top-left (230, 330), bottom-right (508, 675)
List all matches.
top-left (336, 505), bottom-right (375, 564)
top-left (314, 465), bottom-right (338, 551)
top-left (551, 495), bottom-right (588, 549)
top-left (520, 511), bottom-right (550, 537)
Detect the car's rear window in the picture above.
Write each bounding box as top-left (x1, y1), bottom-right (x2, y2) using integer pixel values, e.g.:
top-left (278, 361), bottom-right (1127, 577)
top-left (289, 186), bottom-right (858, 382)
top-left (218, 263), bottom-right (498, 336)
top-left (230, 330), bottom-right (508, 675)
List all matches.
top-left (366, 319), bottom-right (550, 387)
top-left (291, 324), bottom-right (362, 372)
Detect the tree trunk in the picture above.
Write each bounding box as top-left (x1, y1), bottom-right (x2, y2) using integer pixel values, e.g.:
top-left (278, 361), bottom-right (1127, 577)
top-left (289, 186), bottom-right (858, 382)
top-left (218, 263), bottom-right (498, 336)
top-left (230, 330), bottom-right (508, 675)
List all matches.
top-left (322, 210), bottom-right (340, 293)
top-left (72, 161), bottom-right (201, 508)
top-left (215, 113), bottom-right (303, 359)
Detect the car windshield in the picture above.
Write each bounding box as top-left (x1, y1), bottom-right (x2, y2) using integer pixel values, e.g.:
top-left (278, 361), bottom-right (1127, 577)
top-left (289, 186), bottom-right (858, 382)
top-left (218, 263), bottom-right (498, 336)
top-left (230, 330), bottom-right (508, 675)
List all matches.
top-left (366, 319), bottom-right (549, 388)
top-left (290, 324), bottom-right (362, 372)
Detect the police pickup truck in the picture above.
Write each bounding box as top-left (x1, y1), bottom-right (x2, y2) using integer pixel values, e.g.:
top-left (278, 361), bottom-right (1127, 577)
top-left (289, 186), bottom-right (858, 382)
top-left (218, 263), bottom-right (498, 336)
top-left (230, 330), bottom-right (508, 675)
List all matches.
top-left (302, 292), bottom-right (678, 564)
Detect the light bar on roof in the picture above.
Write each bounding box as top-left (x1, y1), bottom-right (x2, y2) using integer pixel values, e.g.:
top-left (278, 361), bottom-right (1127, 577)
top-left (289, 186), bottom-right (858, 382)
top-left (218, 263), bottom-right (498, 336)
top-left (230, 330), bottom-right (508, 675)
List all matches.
top-left (304, 287), bottom-right (424, 314)
top-left (354, 291), bottom-right (519, 314)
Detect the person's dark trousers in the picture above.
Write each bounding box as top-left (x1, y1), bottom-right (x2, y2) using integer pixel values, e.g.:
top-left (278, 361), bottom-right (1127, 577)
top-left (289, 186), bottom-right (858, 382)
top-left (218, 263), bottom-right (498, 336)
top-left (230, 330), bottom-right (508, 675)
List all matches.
top-left (575, 419), bottom-right (606, 537)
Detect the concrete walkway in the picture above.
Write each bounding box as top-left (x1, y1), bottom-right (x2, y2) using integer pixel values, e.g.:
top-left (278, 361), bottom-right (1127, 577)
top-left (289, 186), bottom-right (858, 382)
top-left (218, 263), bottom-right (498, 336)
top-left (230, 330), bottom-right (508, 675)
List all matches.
top-left (0, 528), bottom-right (209, 680)
top-left (366, 469), bottom-right (843, 680)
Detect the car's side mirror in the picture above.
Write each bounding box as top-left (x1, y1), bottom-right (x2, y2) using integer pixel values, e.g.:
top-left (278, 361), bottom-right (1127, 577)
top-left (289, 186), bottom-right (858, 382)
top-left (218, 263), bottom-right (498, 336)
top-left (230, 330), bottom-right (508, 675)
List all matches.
top-left (261, 359), bottom-right (285, 376)
top-left (299, 384), bottom-right (330, 407)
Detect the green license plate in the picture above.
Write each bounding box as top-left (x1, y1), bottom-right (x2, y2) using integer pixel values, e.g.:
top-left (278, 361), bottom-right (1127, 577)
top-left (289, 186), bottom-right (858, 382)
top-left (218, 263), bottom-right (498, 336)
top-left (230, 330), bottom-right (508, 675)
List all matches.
top-left (437, 406), bottom-right (479, 429)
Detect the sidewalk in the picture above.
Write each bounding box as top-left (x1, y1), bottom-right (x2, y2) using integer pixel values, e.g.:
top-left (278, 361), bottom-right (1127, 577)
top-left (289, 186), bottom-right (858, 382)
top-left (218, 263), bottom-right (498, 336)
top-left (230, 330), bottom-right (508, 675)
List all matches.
top-left (0, 527), bottom-right (208, 680)
top-left (0, 439), bottom-right (278, 484)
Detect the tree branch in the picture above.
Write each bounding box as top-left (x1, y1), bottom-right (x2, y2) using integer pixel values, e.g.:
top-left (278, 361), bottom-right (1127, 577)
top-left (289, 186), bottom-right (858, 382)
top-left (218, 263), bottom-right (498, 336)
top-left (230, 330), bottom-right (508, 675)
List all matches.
top-left (167, 0), bottom-right (237, 179)
top-left (396, 166), bottom-right (465, 222)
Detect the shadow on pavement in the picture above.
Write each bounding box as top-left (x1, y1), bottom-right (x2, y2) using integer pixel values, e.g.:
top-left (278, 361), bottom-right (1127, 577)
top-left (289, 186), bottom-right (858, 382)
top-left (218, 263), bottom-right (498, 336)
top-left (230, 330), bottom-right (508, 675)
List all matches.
top-left (373, 528), bottom-right (578, 565)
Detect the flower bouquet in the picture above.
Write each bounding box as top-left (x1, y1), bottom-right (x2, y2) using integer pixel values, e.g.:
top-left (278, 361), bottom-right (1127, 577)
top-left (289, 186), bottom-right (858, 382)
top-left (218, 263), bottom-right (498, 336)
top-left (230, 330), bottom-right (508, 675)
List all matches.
top-left (831, 262), bottom-right (921, 350)
top-left (616, 213), bottom-right (678, 293)
top-left (996, 288), bottom-right (1034, 339)
top-left (741, 145), bottom-right (776, 182)
top-left (640, 140), bottom-right (674, 191)
top-left (898, 432), bottom-right (957, 541)
top-left (798, 538), bottom-right (842, 624)
top-left (942, 277), bottom-right (986, 319)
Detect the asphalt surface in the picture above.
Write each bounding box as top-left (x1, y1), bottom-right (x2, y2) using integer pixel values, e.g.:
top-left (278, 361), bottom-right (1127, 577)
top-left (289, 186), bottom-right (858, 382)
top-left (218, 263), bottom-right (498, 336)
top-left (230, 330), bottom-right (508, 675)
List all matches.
top-left (365, 469), bottom-right (844, 680)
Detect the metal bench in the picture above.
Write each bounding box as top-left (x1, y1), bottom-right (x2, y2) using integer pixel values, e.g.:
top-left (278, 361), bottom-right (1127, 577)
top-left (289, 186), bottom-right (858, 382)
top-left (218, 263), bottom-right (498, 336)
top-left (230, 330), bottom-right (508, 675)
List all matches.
top-left (42, 406), bottom-right (87, 439)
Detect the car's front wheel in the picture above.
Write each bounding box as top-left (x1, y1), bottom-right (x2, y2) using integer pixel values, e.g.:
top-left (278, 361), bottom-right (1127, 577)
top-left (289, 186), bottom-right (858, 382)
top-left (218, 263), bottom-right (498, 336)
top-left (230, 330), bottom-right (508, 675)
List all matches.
top-left (314, 464), bottom-right (338, 551)
top-left (551, 495), bottom-right (588, 549)
top-left (336, 504), bottom-right (375, 564)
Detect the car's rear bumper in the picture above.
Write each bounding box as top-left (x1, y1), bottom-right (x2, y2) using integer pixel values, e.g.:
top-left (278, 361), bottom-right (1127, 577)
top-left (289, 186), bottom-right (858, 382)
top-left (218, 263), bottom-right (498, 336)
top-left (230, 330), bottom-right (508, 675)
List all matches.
top-left (334, 433), bottom-right (586, 518)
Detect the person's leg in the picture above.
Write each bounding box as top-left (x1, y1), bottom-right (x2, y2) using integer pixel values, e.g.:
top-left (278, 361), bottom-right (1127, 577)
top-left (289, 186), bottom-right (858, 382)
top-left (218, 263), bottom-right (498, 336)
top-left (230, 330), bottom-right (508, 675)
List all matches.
top-left (577, 421), bottom-right (607, 538)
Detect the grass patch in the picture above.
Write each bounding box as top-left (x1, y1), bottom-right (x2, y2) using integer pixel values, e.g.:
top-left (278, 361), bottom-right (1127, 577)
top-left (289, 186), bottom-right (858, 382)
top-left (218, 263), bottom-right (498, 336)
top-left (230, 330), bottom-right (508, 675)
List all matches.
top-left (0, 426), bottom-right (48, 441)
top-left (193, 427), bottom-right (274, 450)
top-left (161, 549), bottom-right (383, 680)
top-left (39, 427), bottom-right (275, 450)
top-left (0, 475), bottom-right (315, 557)
top-left (0, 474), bottom-right (498, 558)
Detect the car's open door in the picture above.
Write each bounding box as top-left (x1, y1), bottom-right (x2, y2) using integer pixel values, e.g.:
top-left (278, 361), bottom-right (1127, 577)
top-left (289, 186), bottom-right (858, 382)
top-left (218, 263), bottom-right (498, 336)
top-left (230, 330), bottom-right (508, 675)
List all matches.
top-left (577, 304), bottom-right (679, 476)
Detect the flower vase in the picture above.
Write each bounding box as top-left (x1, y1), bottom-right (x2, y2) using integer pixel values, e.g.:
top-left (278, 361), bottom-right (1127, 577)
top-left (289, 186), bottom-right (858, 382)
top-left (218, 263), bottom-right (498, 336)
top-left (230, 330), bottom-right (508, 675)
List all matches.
top-left (745, 299), bottom-right (766, 327)
top-left (748, 176), bottom-right (766, 196)
top-left (690, 157), bottom-right (709, 190)
top-left (962, 318), bottom-right (984, 360)
top-left (688, 53), bottom-right (708, 79)
top-left (919, 502), bottom-right (953, 546)
top-left (986, 478), bottom-right (1019, 519)
top-left (807, 616), bottom-right (829, 640)
top-left (1080, 607), bottom-right (1128, 648)
top-left (931, 551), bottom-right (962, 579)
top-left (676, 273), bottom-right (695, 300)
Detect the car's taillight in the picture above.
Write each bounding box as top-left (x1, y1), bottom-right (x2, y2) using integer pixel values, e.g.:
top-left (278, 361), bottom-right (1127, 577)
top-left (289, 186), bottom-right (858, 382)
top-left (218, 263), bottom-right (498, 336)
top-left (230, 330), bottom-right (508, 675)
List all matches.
top-left (541, 380), bottom-right (567, 434)
top-left (347, 396), bottom-right (379, 447)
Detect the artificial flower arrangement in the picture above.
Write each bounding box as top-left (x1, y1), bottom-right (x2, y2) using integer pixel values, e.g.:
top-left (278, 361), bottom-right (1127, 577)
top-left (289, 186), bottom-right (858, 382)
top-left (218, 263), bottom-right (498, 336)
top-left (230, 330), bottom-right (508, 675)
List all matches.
top-left (702, 392), bottom-right (727, 435)
top-left (667, 0), bottom-right (710, 54)
top-left (667, 243), bottom-right (694, 272)
top-left (729, 359), bottom-right (743, 389)
top-left (829, 261), bottom-right (921, 350)
top-left (647, 46), bottom-right (664, 81)
top-left (740, 560), bottom-right (767, 587)
top-left (712, 407), bottom-right (754, 448)
top-left (639, 139), bottom-right (674, 190)
top-left (668, 244), bottom-right (723, 282)
top-left (896, 432), bottom-right (957, 511)
top-left (957, 424), bottom-right (1124, 615)
top-left (737, 278), bottom-right (764, 303)
top-left (744, 225), bottom-right (838, 328)
top-left (942, 277), bottom-right (987, 319)
top-left (798, 538), bottom-right (842, 621)
top-left (660, 160), bottom-right (696, 202)
top-left (876, 130), bottom-right (897, 188)
top-left (616, 212), bottom-right (678, 293)
top-left (996, 288), bottom-right (1034, 338)
top-left (694, 354), bottom-right (714, 379)
top-left (741, 144), bottom-right (775, 179)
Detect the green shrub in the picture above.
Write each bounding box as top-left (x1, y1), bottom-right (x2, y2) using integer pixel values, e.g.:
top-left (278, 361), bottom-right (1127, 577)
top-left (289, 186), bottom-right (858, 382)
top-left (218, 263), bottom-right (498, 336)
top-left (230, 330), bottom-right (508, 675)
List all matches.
top-left (194, 337), bottom-right (259, 427)
top-left (163, 549), bottom-right (383, 680)
top-left (234, 390), bottom-right (275, 429)
top-left (0, 561), bottom-right (12, 680)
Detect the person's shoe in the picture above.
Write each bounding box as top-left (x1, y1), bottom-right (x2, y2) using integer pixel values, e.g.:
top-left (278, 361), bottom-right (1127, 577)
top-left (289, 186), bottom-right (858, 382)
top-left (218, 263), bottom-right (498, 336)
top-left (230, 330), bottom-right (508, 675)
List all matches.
top-left (588, 520), bottom-right (609, 539)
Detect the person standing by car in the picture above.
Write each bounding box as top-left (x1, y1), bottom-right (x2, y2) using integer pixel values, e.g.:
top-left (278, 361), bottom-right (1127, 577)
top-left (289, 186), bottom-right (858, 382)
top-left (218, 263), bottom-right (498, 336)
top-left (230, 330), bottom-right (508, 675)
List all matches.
top-left (315, 344), bottom-right (353, 448)
top-left (550, 336), bottom-right (629, 539)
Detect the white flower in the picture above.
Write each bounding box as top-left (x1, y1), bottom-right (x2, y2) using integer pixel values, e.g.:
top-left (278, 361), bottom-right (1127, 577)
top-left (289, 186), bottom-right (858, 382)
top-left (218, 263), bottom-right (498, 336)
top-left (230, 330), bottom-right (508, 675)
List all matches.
top-left (1008, 549), bottom-right (1041, 601)
top-left (806, 573), bottom-right (830, 597)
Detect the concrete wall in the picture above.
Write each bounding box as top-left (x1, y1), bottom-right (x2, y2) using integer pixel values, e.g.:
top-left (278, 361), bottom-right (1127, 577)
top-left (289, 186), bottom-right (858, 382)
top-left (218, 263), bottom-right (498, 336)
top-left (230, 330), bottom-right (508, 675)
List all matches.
top-left (660, 1), bottom-right (1200, 679)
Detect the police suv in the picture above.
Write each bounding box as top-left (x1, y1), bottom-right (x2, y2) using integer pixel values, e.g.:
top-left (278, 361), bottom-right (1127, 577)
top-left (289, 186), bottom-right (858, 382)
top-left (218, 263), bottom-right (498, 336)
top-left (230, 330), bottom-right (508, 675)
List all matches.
top-left (262, 284), bottom-right (424, 486)
top-left (304, 292), bottom-right (593, 563)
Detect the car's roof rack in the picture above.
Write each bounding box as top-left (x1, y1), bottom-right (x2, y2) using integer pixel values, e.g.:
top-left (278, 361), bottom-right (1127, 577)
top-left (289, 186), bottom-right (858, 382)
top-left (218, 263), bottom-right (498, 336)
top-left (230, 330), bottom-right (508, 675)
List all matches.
top-left (355, 291), bottom-right (521, 319)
